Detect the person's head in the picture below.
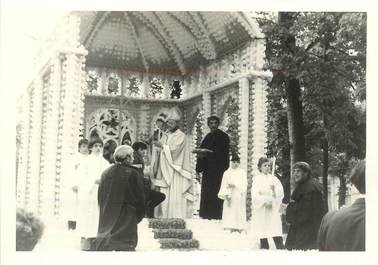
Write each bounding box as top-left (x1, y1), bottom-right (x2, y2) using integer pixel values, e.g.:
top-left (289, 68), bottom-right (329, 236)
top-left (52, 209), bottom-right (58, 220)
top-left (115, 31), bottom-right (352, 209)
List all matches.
top-left (207, 116), bottom-right (220, 132)
top-left (292, 162), bottom-right (312, 184)
top-left (114, 145), bottom-right (134, 165)
top-left (156, 118), bottom-right (166, 130)
top-left (258, 157), bottom-right (271, 175)
top-left (230, 153), bottom-right (240, 169)
top-left (103, 140), bottom-right (117, 164)
top-left (166, 108), bottom-right (181, 132)
top-left (132, 141), bottom-right (148, 156)
top-left (78, 139), bottom-right (89, 155)
top-left (122, 139), bottom-right (132, 146)
top-left (16, 208), bottom-right (44, 251)
top-left (88, 137), bottom-right (104, 155)
top-left (167, 119), bottom-right (179, 132)
top-left (350, 160), bottom-right (365, 194)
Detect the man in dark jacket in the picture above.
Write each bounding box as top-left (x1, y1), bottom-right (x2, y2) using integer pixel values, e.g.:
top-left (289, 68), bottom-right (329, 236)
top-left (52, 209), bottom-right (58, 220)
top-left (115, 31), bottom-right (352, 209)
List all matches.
top-left (285, 162), bottom-right (326, 250)
top-left (195, 116), bottom-right (230, 220)
top-left (96, 145), bottom-right (145, 251)
top-left (318, 160), bottom-right (365, 251)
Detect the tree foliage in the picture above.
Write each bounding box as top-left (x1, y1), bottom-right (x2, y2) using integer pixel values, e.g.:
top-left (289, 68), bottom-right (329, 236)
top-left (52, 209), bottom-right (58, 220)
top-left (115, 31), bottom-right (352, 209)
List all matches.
top-left (257, 12), bottom-right (366, 207)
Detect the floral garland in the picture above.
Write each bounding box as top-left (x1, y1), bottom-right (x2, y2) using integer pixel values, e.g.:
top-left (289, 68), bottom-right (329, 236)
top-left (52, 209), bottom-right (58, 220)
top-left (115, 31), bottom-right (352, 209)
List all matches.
top-left (153, 229), bottom-right (193, 240)
top-left (159, 239), bottom-right (200, 249)
top-left (148, 218), bottom-right (186, 229)
top-left (149, 77), bottom-right (164, 98)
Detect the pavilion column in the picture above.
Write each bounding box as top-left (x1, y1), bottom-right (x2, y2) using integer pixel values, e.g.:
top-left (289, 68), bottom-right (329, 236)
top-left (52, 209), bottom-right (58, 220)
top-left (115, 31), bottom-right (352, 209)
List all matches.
top-left (16, 91), bottom-right (31, 208)
top-left (27, 78), bottom-right (43, 214)
top-left (58, 51), bottom-right (87, 218)
top-left (250, 77), bottom-right (268, 176)
top-left (141, 74), bottom-right (150, 98)
top-left (39, 56), bottom-right (62, 219)
top-left (138, 105), bottom-right (150, 142)
top-left (163, 78), bottom-right (170, 99)
top-left (238, 77), bottom-right (249, 172)
top-left (202, 91), bottom-right (211, 135)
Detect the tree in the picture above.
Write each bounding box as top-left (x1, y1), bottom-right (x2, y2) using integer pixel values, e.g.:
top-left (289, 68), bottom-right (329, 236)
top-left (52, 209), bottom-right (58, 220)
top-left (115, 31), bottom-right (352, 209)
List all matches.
top-left (258, 12), bottom-right (307, 194)
top-left (258, 12), bottom-right (366, 209)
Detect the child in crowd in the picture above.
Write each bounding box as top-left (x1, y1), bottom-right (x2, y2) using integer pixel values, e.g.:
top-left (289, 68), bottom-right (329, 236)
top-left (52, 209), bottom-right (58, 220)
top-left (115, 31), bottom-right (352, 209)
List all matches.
top-left (77, 137), bottom-right (109, 250)
top-left (218, 153), bottom-right (248, 233)
top-left (64, 138), bottom-right (88, 231)
top-left (251, 157), bottom-right (285, 249)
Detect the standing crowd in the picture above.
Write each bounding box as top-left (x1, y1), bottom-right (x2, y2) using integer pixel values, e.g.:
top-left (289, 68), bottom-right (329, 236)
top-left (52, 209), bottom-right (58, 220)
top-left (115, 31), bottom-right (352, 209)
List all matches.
top-left (40, 108), bottom-right (365, 252)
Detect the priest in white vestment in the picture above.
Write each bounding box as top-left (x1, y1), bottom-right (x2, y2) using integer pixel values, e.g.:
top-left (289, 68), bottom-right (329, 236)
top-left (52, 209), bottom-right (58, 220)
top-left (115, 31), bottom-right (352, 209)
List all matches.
top-left (76, 137), bottom-right (109, 250)
top-left (218, 153), bottom-right (247, 232)
top-left (251, 157), bottom-right (285, 249)
top-left (154, 108), bottom-right (194, 219)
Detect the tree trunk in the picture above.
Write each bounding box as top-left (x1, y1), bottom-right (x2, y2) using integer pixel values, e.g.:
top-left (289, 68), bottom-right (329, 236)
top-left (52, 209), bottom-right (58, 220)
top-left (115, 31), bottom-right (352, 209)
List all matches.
top-left (338, 156), bottom-right (349, 208)
top-left (322, 137), bottom-right (329, 212)
top-left (286, 78), bottom-right (306, 193)
top-left (338, 175), bottom-right (347, 208)
top-left (278, 12), bottom-right (307, 193)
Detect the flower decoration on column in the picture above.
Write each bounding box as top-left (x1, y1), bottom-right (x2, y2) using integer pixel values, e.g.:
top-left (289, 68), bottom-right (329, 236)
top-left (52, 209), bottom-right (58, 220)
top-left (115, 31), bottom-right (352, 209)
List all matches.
top-left (238, 77), bottom-right (249, 172)
top-left (255, 39), bottom-right (266, 70)
top-left (78, 56), bottom-right (87, 138)
top-left (202, 91), bottom-right (211, 136)
top-left (251, 77), bottom-right (268, 176)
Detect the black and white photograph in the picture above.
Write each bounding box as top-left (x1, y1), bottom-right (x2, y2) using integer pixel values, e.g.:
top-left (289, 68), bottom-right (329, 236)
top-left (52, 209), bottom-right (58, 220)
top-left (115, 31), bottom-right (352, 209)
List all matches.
top-left (1, 1), bottom-right (377, 265)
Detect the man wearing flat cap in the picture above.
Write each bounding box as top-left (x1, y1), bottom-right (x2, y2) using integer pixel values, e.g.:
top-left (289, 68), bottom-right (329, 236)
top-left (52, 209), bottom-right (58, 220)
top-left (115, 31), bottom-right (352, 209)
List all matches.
top-left (96, 145), bottom-right (145, 251)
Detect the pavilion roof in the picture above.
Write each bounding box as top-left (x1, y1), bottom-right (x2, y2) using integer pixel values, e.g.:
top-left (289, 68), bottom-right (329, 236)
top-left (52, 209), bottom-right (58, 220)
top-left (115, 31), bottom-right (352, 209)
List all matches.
top-left (75, 11), bottom-right (263, 75)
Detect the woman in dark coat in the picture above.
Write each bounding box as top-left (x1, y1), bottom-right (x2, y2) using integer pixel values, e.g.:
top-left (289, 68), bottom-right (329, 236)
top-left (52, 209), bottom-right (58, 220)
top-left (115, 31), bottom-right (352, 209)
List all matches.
top-left (95, 145), bottom-right (145, 251)
top-left (285, 162), bottom-right (326, 250)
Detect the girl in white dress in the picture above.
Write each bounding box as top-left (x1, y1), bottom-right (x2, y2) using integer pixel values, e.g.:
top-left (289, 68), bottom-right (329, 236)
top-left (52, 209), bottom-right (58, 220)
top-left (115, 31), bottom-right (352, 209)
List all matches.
top-left (218, 154), bottom-right (248, 232)
top-left (63, 138), bottom-right (88, 230)
top-left (251, 157), bottom-right (284, 249)
top-left (76, 137), bottom-right (109, 250)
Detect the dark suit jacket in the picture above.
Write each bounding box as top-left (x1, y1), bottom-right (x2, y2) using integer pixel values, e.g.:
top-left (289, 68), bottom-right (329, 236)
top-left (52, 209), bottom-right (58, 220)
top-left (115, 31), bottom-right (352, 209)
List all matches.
top-left (318, 197), bottom-right (365, 251)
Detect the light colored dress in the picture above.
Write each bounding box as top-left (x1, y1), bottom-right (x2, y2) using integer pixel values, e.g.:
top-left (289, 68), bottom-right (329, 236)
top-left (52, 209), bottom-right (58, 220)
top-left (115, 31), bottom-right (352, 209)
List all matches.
top-left (251, 173), bottom-right (284, 239)
top-left (76, 153), bottom-right (109, 238)
top-left (61, 152), bottom-right (87, 223)
top-left (218, 167), bottom-right (248, 230)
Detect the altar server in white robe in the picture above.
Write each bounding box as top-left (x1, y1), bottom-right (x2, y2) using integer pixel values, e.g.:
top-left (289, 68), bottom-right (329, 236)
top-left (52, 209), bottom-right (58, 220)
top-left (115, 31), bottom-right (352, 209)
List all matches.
top-left (154, 107), bottom-right (194, 218)
top-left (251, 157), bottom-right (285, 249)
top-left (76, 137), bottom-right (109, 250)
top-left (62, 138), bottom-right (88, 230)
top-left (218, 153), bottom-right (248, 232)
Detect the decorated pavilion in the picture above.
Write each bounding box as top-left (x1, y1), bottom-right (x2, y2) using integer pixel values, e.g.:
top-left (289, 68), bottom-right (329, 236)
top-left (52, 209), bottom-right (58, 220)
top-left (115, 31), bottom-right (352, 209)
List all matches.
top-left (16, 11), bottom-right (271, 222)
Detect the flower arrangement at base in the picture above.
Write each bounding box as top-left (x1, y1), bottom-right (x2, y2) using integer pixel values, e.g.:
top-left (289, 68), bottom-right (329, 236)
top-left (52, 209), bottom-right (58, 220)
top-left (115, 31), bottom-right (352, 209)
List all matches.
top-left (159, 239), bottom-right (200, 249)
top-left (153, 229), bottom-right (193, 240)
top-left (148, 218), bottom-right (186, 229)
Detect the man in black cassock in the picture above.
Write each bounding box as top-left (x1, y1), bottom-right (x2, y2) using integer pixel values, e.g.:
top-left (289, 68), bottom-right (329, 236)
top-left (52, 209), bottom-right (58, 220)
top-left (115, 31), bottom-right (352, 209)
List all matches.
top-left (196, 116), bottom-right (230, 220)
top-left (95, 145), bottom-right (145, 251)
